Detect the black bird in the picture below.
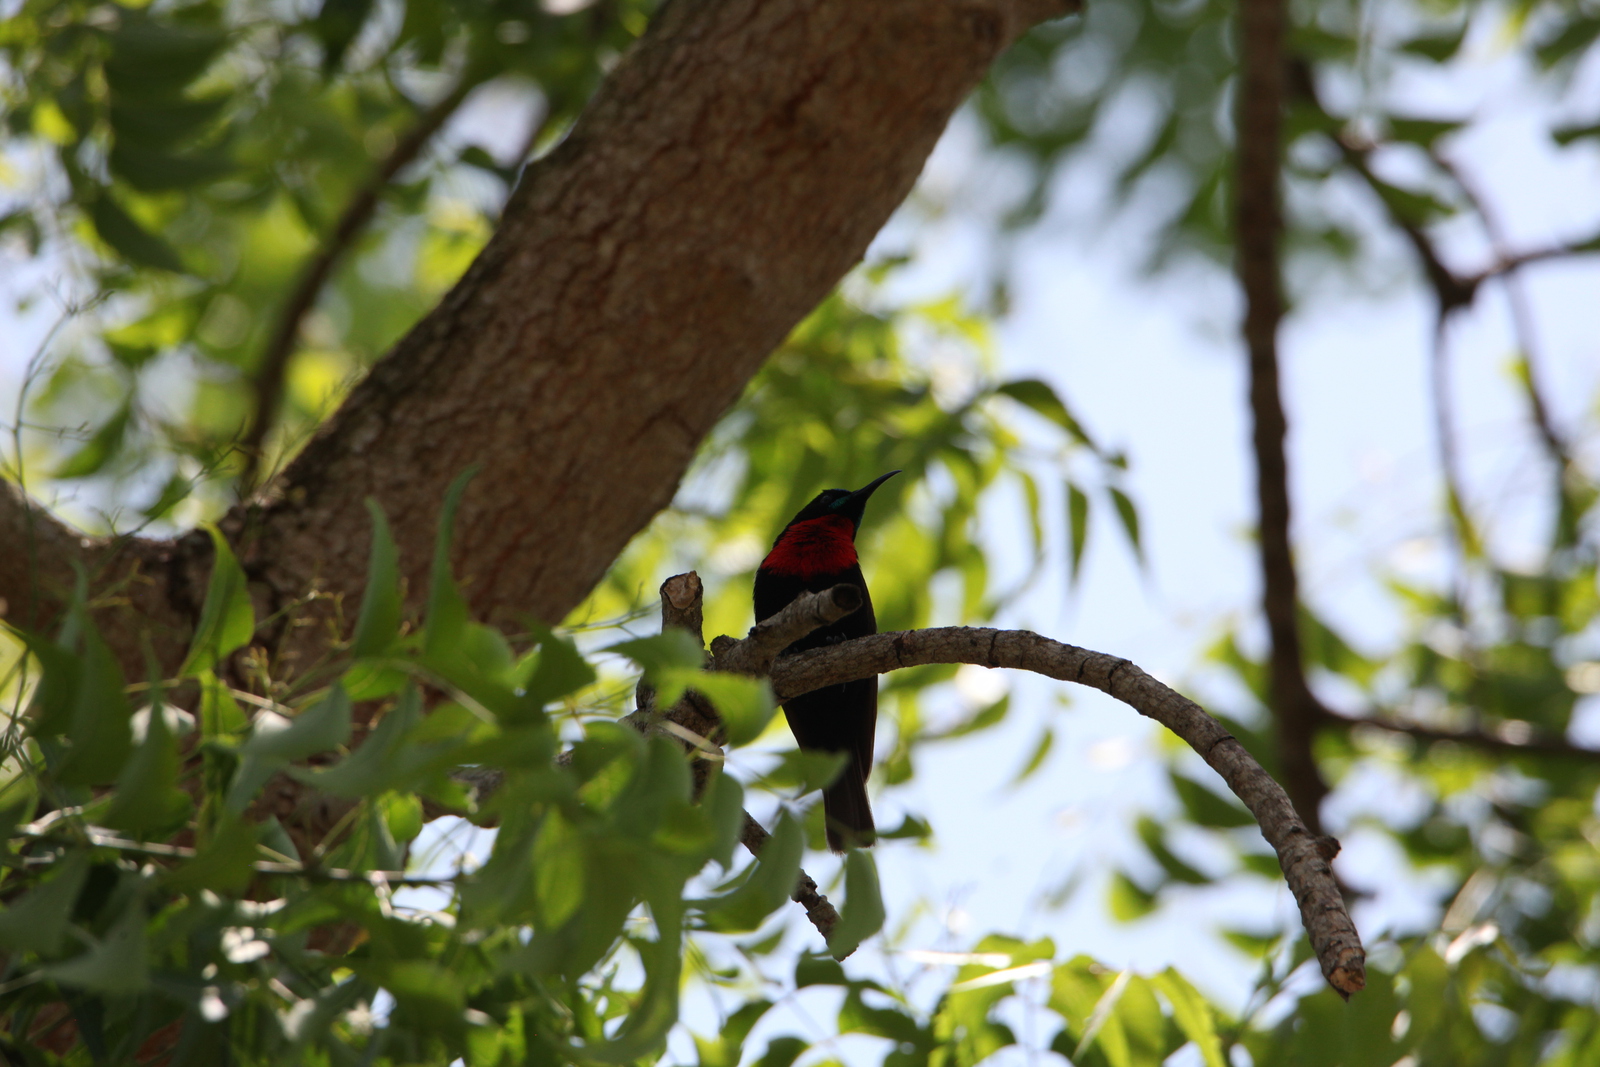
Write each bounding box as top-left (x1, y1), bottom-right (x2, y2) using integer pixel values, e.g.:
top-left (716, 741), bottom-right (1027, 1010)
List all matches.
top-left (754, 471), bottom-right (899, 851)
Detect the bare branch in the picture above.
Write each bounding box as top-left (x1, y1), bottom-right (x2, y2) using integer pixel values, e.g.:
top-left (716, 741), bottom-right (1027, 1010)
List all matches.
top-left (1235, 0), bottom-right (1330, 832)
top-left (660, 571), bottom-right (707, 649)
top-left (740, 812), bottom-right (842, 945)
top-left (710, 583), bottom-right (863, 675)
top-left (1467, 238), bottom-right (1600, 287)
top-left (768, 626), bottom-right (1366, 996)
top-left (1325, 707), bottom-right (1600, 762)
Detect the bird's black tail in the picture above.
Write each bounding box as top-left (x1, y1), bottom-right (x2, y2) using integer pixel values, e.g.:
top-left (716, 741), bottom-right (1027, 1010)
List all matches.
top-left (823, 763), bottom-right (875, 852)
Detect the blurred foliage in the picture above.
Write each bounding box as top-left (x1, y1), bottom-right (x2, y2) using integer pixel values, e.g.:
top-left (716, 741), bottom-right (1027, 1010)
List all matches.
top-left (1, 0), bottom-right (645, 521)
top-left (977, 0), bottom-right (1600, 278)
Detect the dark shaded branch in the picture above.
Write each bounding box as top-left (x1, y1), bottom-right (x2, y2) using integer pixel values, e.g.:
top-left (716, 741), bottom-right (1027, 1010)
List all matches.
top-left (1467, 238), bottom-right (1600, 287)
top-left (740, 813), bottom-right (842, 944)
top-left (1325, 707), bottom-right (1600, 762)
top-left (768, 626), bottom-right (1366, 996)
top-left (239, 76), bottom-right (478, 490)
top-left (1236, 0), bottom-right (1329, 832)
top-left (644, 573), bottom-right (847, 951)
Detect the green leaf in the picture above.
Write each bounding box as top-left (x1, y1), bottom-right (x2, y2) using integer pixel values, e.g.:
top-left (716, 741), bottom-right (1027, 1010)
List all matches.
top-left (198, 670), bottom-right (248, 737)
top-left (697, 811), bottom-right (803, 933)
top-left (26, 618), bottom-right (134, 787)
top-left (1107, 486), bottom-right (1143, 565)
top-left (109, 143), bottom-right (235, 192)
top-left (761, 748), bottom-right (848, 794)
top-left (1137, 815), bottom-right (1209, 885)
top-left (108, 95), bottom-right (228, 148)
top-left (104, 15), bottom-right (227, 98)
top-left (103, 702), bottom-right (192, 835)
top-left (512, 625), bottom-right (597, 719)
top-left (996, 379), bottom-right (1094, 448)
top-left (931, 694), bottom-right (1009, 740)
top-left (180, 526), bottom-right (255, 677)
top-left (1010, 728), bottom-right (1054, 786)
top-left (350, 499), bottom-right (403, 658)
top-left (1536, 16), bottom-right (1600, 67)
top-left (1554, 122), bottom-right (1600, 146)
top-left (227, 685), bottom-right (353, 811)
top-left (290, 684), bottom-right (429, 797)
top-left (1067, 482), bottom-right (1089, 582)
top-left (0, 852), bottom-right (90, 955)
top-left (755, 1036), bottom-right (808, 1067)
top-left (607, 630), bottom-right (706, 705)
top-left (827, 849), bottom-right (886, 959)
top-left (662, 671), bottom-right (775, 746)
top-left (1387, 117), bottom-right (1464, 149)
top-left (314, 0), bottom-right (377, 72)
top-left (876, 813), bottom-right (932, 841)
top-left (382, 792), bottom-right (423, 844)
top-left (44, 896), bottom-right (150, 995)
top-left (1152, 969), bottom-right (1224, 1067)
top-left (53, 403), bottom-right (131, 479)
top-left (422, 467), bottom-right (480, 664)
top-left (89, 194), bottom-right (185, 272)
top-left (534, 810), bottom-right (585, 927)
top-left (705, 773), bottom-right (746, 869)
top-left (1107, 871), bottom-right (1156, 922)
top-left (1170, 772), bottom-right (1255, 829)
top-left (1399, 24), bottom-right (1468, 61)
top-left (166, 815), bottom-right (261, 893)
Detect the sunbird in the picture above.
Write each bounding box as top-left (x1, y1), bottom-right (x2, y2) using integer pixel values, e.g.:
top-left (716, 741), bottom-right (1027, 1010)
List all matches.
top-left (754, 471), bottom-right (900, 851)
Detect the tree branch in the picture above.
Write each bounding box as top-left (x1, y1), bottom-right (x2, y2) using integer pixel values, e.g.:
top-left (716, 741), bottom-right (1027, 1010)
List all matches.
top-left (740, 812), bottom-right (841, 943)
top-left (709, 583), bottom-right (863, 675)
top-left (1323, 707), bottom-right (1600, 762)
top-left (1236, 0), bottom-right (1329, 832)
top-left (0, 479), bottom-right (205, 670)
top-left (238, 76), bottom-right (480, 490)
top-left (765, 626), bottom-right (1366, 996)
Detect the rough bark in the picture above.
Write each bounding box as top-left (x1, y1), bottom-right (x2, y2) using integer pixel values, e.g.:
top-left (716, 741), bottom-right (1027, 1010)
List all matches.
top-left (1, 0), bottom-right (1077, 679)
top-left (230, 0), bottom-right (1078, 658)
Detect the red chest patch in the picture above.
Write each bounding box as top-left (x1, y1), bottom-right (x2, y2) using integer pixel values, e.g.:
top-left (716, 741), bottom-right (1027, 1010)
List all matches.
top-left (761, 515), bottom-right (858, 576)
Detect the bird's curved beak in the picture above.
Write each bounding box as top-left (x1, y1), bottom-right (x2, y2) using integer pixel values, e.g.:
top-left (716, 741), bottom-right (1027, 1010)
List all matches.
top-left (845, 470), bottom-right (901, 510)
top-left (850, 470), bottom-right (901, 503)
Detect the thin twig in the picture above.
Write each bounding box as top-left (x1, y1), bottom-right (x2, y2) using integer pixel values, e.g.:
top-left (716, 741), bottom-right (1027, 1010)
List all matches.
top-left (765, 625), bottom-right (1366, 996)
top-left (239, 77), bottom-right (478, 490)
top-left (740, 813), bottom-right (841, 944)
top-left (1438, 155), bottom-right (1575, 477)
top-left (1235, 0), bottom-right (1329, 832)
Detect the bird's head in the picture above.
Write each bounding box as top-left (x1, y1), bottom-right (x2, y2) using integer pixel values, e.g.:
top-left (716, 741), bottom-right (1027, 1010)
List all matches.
top-left (785, 470), bottom-right (901, 536)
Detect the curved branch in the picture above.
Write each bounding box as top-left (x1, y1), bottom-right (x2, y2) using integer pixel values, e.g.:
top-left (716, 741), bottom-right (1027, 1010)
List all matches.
top-left (765, 626), bottom-right (1366, 996)
top-left (1325, 707), bottom-right (1600, 761)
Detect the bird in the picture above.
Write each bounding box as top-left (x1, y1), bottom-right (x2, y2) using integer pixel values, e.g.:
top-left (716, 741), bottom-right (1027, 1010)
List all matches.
top-left (754, 471), bottom-right (900, 851)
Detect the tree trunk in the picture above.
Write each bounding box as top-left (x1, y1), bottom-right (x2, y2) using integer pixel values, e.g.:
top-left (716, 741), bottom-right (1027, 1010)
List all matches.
top-left (3, 0), bottom-right (1075, 677)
